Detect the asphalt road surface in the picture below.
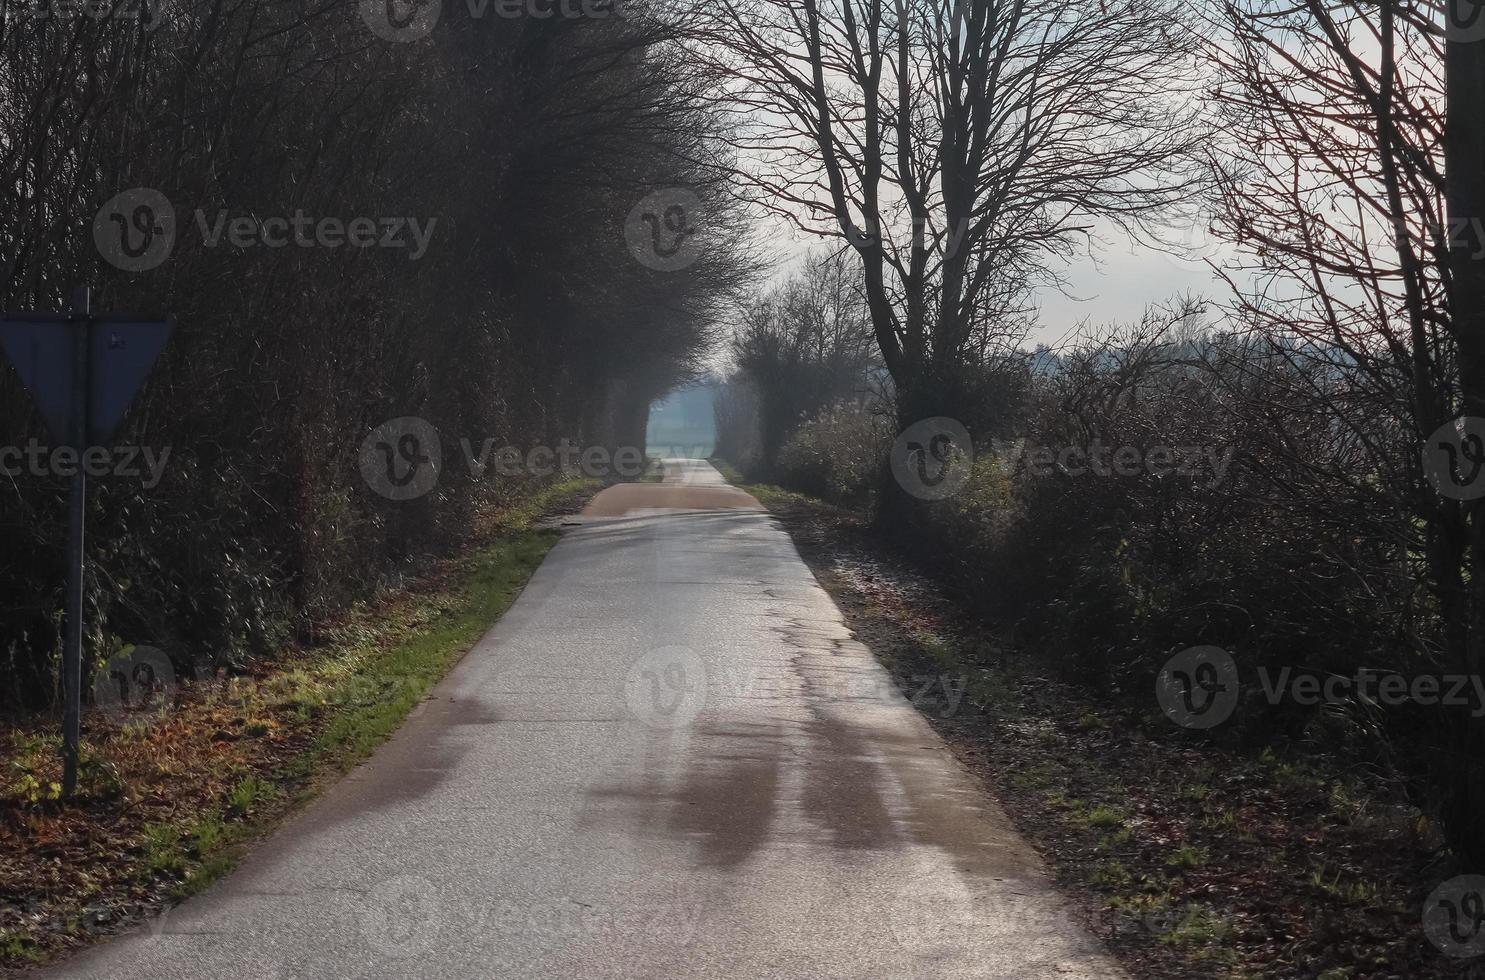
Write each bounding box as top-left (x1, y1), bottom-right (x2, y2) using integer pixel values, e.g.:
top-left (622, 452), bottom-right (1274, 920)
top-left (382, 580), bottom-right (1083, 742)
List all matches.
top-left (47, 460), bottom-right (1124, 979)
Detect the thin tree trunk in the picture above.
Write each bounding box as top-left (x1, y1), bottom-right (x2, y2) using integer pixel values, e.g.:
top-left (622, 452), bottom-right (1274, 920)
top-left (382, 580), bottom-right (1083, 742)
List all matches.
top-left (1445, 14), bottom-right (1485, 868)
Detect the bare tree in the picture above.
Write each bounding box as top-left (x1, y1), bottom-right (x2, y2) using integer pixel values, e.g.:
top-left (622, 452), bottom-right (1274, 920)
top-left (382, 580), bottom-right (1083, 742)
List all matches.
top-left (1207, 0), bottom-right (1485, 868)
top-left (731, 249), bottom-right (877, 468)
top-left (0, 0), bottom-right (749, 709)
top-left (694, 0), bottom-right (1204, 427)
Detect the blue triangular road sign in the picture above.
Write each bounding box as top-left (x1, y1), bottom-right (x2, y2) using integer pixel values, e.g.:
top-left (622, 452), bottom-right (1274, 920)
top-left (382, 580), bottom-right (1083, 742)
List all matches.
top-left (90, 320), bottom-right (171, 443)
top-left (0, 320), bottom-right (72, 440)
top-left (0, 316), bottom-right (172, 445)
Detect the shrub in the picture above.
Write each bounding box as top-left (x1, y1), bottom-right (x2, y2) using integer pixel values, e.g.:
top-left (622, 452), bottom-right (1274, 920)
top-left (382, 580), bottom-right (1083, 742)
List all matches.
top-left (776, 403), bottom-right (892, 504)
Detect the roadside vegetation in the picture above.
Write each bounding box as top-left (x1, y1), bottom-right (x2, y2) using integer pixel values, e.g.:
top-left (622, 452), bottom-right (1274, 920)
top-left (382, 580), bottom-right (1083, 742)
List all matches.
top-left (707, 4), bottom-right (1485, 972)
top-left (728, 478), bottom-right (1454, 979)
top-left (0, 480), bottom-right (597, 969)
top-left (1, 0), bottom-right (750, 717)
top-left (0, 2), bottom-right (750, 965)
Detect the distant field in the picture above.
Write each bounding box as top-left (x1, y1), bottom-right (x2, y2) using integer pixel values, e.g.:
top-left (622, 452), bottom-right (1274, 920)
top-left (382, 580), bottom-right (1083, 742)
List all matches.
top-left (647, 432), bottom-right (715, 459)
top-left (647, 385), bottom-right (717, 458)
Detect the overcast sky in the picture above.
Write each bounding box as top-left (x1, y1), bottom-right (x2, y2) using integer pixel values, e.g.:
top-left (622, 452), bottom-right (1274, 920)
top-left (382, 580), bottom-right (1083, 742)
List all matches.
top-left (1031, 227), bottom-right (1230, 348)
top-left (744, 212), bottom-right (1232, 360)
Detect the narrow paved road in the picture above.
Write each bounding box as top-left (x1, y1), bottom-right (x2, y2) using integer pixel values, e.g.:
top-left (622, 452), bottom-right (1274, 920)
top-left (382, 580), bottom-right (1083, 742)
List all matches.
top-left (49, 460), bottom-right (1123, 979)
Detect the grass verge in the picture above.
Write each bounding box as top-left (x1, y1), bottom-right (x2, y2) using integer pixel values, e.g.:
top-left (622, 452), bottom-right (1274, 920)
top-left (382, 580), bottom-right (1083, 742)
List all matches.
top-left (0, 478), bottom-right (598, 970)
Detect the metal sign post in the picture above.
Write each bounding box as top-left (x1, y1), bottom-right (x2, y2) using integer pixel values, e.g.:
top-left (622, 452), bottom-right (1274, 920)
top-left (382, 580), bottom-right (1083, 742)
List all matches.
top-left (63, 288), bottom-right (91, 795)
top-left (0, 289), bottom-right (172, 797)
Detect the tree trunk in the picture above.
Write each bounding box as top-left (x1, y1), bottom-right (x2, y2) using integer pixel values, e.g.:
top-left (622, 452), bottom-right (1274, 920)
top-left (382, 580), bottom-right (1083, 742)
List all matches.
top-left (1444, 16), bottom-right (1485, 870)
